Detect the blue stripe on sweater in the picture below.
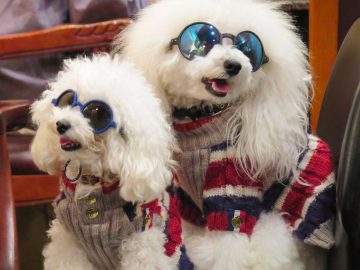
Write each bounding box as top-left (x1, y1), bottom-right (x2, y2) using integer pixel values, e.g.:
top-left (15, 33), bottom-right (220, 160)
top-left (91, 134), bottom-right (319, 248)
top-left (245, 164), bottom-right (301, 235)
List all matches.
top-left (123, 202), bottom-right (136, 222)
top-left (210, 140), bottom-right (231, 152)
top-left (293, 184), bottom-right (336, 240)
top-left (297, 138), bottom-right (310, 166)
top-left (203, 195), bottom-right (262, 218)
top-left (176, 187), bottom-right (200, 209)
top-left (179, 246), bottom-right (194, 270)
top-left (262, 177), bottom-right (290, 212)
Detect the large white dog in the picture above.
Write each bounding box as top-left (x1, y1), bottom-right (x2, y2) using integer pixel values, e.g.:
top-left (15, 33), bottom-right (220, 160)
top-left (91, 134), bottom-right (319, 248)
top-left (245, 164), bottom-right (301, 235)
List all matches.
top-left (31, 54), bottom-right (191, 270)
top-left (115, 0), bottom-right (336, 269)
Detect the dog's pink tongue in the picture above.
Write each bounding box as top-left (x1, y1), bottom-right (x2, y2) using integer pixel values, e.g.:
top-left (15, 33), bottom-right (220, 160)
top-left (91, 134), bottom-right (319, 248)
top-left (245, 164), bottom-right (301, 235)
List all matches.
top-left (60, 137), bottom-right (77, 146)
top-left (211, 79), bottom-right (230, 94)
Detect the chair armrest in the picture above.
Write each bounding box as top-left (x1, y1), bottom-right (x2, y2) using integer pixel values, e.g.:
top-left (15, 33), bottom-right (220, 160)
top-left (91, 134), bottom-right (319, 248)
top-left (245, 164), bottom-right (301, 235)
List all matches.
top-left (0, 100), bottom-right (29, 270)
top-left (0, 121), bottom-right (20, 269)
top-left (0, 100), bottom-right (32, 135)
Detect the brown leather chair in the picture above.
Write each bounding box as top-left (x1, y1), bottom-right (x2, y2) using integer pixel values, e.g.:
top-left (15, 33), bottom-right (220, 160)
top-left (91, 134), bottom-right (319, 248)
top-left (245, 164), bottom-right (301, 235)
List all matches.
top-left (0, 100), bottom-right (30, 270)
top-left (0, 19), bottom-right (130, 270)
top-left (316, 18), bottom-right (360, 270)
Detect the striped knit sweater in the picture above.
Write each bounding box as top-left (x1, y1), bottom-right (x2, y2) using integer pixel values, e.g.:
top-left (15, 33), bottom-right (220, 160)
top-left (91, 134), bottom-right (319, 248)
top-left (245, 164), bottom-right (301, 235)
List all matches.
top-left (173, 107), bottom-right (336, 249)
top-left (54, 163), bottom-right (193, 270)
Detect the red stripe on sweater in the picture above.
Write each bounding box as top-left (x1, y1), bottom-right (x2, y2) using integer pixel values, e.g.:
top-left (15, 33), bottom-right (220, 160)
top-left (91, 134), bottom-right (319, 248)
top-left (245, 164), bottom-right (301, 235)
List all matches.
top-left (141, 199), bottom-right (162, 216)
top-left (281, 139), bottom-right (334, 226)
top-left (164, 196), bottom-right (183, 257)
top-left (207, 211), bottom-right (257, 235)
top-left (282, 191), bottom-right (308, 225)
top-left (294, 141), bottom-right (334, 189)
top-left (204, 159), bottom-right (262, 190)
top-left (240, 211), bottom-right (247, 232)
top-left (245, 215), bottom-right (257, 235)
top-left (177, 198), bottom-right (206, 226)
top-left (207, 212), bottom-right (229, 231)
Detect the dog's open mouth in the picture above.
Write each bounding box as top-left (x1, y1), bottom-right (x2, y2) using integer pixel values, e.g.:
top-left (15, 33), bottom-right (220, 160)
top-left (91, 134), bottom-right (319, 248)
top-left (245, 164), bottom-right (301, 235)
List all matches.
top-left (201, 78), bottom-right (230, 97)
top-left (60, 137), bottom-right (81, 151)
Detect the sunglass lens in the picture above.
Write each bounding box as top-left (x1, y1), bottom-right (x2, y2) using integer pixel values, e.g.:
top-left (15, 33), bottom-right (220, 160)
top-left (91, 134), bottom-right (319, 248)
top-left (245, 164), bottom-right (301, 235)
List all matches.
top-left (82, 102), bottom-right (112, 133)
top-left (57, 91), bottom-right (75, 108)
top-left (179, 23), bottom-right (221, 59)
top-left (235, 32), bottom-right (264, 72)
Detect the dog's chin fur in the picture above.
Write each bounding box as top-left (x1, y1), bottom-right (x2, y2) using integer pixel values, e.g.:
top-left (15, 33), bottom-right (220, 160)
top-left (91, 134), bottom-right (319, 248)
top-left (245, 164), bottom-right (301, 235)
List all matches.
top-left (114, 0), bottom-right (311, 181)
top-left (31, 54), bottom-right (175, 203)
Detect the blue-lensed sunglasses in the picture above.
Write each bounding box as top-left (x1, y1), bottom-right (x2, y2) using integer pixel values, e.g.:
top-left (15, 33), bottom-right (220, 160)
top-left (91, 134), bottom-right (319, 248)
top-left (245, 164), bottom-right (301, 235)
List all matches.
top-left (170, 22), bottom-right (269, 72)
top-left (52, 90), bottom-right (116, 135)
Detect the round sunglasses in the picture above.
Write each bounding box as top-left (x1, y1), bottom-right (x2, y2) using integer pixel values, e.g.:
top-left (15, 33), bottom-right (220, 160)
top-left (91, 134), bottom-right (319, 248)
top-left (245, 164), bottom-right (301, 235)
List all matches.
top-left (170, 22), bottom-right (269, 72)
top-left (51, 90), bottom-right (116, 135)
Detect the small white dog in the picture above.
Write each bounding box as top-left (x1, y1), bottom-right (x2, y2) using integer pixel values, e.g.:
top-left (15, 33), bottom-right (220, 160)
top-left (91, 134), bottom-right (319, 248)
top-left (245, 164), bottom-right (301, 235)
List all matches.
top-left (115, 0), bottom-right (337, 269)
top-left (30, 54), bottom-right (192, 270)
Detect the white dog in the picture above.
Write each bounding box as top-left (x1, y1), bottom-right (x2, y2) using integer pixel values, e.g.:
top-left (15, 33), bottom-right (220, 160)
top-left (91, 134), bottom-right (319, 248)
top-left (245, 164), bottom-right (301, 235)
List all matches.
top-left (115, 0), bottom-right (337, 269)
top-left (30, 54), bottom-right (192, 270)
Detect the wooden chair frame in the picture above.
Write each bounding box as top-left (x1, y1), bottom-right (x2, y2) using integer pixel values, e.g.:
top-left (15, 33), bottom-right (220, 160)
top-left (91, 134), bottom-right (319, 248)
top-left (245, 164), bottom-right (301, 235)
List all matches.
top-left (0, 19), bottom-right (130, 60)
top-left (309, 0), bottom-right (339, 132)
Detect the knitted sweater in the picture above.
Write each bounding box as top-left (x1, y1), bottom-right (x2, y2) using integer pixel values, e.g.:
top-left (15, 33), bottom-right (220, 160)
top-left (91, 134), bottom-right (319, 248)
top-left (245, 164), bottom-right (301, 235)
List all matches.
top-left (54, 161), bottom-right (193, 270)
top-left (173, 108), bottom-right (336, 249)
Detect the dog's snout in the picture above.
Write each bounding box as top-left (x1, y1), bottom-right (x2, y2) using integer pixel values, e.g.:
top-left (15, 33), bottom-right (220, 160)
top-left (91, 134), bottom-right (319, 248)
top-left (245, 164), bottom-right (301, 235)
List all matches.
top-left (56, 120), bottom-right (71, 134)
top-left (224, 60), bottom-right (242, 76)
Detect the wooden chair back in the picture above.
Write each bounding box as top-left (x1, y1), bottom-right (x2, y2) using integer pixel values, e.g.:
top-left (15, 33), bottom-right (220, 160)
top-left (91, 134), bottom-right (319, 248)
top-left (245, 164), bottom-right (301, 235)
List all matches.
top-left (0, 19), bottom-right (130, 59)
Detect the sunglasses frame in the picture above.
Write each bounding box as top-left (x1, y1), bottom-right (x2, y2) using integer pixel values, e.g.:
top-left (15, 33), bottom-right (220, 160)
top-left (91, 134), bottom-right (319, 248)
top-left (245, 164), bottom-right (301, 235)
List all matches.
top-left (170, 22), bottom-right (269, 71)
top-left (52, 89), bottom-right (116, 135)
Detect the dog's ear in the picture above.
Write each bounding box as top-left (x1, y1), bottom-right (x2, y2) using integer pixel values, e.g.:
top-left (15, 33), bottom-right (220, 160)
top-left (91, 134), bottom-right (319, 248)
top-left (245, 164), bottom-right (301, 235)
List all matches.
top-left (105, 119), bottom-right (174, 203)
top-left (228, 61), bottom-right (310, 181)
top-left (30, 123), bottom-right (64, 175)
top-left (31, 90), bottom-right (54, 125)
top-left (30, 90), bottom-right (64, 175)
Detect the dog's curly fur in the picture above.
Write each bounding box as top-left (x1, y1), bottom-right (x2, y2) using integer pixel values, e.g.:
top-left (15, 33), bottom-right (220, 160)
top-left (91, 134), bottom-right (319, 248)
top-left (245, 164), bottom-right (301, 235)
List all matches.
top-left (31, 54), bottom-right (180, 270)
top-left (114, 0), bottom-right (331, 269)
top-left (114, 0), bottom-right (310, 181)
top-left (31, 54), bottom-right (174, 203)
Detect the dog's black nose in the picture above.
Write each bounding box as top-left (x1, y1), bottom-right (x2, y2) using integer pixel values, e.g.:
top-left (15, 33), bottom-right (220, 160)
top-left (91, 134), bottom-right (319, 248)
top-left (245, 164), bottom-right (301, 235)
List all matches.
top-left (56, 120), bottom-right (71, 134)
top-left (224, 60), bottom-right (242, 76)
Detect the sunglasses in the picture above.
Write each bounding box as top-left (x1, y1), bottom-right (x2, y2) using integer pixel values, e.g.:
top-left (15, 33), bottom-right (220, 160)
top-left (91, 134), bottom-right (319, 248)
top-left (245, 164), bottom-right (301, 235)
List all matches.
top-left (52, 90), bottom-right (116, 135)
top-left (170, 22), bottom-right (269, 72)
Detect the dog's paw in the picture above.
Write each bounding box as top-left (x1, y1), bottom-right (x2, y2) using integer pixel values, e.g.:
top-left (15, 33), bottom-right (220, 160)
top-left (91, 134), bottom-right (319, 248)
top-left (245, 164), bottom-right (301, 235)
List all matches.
top-left (119, 229), bottom-right (177, 270)
top-left (43, 220), bottom-right (95, 270)
top-left (250, 213), bottom-right (304, 270)
top-left (185, 230), bottom-right (252, 270)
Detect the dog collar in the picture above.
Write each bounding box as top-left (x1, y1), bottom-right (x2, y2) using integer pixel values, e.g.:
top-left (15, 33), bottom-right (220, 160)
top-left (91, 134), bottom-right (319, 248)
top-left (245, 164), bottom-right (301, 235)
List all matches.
top-left (63, 160), bottom-right (120, 193)
top-left (172, 103), bottom-right (230, 121)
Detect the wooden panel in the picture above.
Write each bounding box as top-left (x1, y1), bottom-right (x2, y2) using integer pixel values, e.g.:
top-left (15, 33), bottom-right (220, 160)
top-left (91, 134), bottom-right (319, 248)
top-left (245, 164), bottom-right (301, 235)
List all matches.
top-left (12, 175), bottom-right (59, 207)
top-left (309, 0), bottom-right (339, 132)
top-left (0, 19), bottom-right (130, 60)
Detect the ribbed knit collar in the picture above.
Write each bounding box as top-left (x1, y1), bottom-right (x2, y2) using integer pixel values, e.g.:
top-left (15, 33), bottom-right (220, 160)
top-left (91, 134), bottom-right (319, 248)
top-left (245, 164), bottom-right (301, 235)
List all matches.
top-left (173, 107), bottom-right (236, 151)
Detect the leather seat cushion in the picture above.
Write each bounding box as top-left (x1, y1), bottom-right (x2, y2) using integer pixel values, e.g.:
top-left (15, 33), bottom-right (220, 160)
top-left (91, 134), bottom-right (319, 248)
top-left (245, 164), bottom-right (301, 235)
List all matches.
top-left (8, 134), bottom-right (44, 175)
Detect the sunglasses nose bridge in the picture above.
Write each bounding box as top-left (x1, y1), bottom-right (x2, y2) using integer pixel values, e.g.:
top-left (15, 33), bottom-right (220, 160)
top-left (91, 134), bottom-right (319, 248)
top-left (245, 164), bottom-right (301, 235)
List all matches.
top-left (221, 33), bottom-right (236, 45)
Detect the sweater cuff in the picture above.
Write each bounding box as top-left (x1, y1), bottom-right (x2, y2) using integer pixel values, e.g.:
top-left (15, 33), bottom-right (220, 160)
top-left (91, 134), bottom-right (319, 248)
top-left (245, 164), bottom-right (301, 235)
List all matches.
top-left (294, 218), bottom-right (335, 249)
top-left (206, 210), bottom-right (257, 235)
top-left (286, 184), bottom-right (336, 249)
